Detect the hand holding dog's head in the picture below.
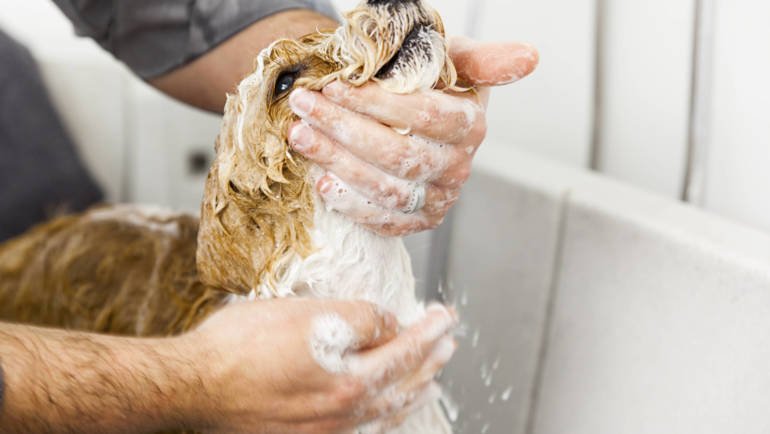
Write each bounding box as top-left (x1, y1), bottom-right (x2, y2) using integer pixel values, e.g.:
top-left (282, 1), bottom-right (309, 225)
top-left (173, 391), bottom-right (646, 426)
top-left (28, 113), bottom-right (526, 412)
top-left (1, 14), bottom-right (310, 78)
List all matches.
top-left (197, 0), bottom-right (459, 295)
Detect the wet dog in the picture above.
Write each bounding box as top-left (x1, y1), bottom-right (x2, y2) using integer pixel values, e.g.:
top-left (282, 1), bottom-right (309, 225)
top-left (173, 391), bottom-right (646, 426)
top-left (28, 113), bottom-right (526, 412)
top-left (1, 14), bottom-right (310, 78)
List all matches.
top-left (0, 0), bottom-right (466, 431)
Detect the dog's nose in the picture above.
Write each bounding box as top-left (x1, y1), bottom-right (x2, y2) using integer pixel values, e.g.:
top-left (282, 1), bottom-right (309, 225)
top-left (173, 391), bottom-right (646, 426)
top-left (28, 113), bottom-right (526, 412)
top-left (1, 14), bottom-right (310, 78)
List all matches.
top-left (367, 0), bottom-right (417, 5)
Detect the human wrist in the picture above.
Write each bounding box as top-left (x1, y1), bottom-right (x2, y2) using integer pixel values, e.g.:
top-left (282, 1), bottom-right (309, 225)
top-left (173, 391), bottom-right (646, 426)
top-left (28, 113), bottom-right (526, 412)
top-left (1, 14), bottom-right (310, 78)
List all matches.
top-left (163, 330), bottom-right (225, 431)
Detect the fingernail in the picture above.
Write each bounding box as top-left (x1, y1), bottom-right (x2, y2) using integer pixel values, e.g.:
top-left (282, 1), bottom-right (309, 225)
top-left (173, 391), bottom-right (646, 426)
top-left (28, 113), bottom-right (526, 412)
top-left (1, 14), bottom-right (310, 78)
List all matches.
top-left (289, 88), bottom-right (314, 118)
top-left (430, 335), bottom-right (457, 365)
top-left (317, 175), bottom-right (334, 195)
top-left (423, 304), bottom-right (457, 342)
top-left (427, 303), bottom-right (458, 324)
top-left (323, 81), bottom-right (349, 100)
top-left (289, 121), bottom-right (314, 152)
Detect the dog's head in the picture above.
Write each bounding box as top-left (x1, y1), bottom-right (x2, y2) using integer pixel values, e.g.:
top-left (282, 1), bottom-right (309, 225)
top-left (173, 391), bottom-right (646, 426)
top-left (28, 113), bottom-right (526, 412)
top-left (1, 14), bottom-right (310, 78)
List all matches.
top-left (197, 0), bottom-right (460, 295)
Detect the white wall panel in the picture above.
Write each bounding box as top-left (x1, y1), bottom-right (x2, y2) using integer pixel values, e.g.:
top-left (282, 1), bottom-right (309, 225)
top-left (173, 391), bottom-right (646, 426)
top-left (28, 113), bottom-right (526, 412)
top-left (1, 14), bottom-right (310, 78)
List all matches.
top-left (700, 0), bottom-right (770, 232)
top-left (126, 81), bottom-right (221, 213)
top-left (477, 0), bottom-right (597, 167)
top-left (594, 0), bottom-right (695, 198)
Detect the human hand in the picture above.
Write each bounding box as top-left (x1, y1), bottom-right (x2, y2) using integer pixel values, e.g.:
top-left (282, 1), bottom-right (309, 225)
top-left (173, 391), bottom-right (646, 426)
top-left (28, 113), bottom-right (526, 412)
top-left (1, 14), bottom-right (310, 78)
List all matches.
top-left (180, 299), bottom-right (458, 433)
top-left (287, 37), bottom-right (539, 236)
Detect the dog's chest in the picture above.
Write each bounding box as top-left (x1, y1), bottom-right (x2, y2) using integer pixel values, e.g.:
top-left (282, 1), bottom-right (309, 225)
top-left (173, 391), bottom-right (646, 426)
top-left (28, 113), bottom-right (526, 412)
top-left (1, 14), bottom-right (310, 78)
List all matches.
top-left (235, 208), bottom-right (425, 325)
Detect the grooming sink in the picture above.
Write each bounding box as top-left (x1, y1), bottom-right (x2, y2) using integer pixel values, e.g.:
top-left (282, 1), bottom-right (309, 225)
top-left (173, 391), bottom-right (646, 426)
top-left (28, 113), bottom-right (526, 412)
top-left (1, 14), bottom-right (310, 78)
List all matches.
top-left (404, 143), bottom-right (770, 434)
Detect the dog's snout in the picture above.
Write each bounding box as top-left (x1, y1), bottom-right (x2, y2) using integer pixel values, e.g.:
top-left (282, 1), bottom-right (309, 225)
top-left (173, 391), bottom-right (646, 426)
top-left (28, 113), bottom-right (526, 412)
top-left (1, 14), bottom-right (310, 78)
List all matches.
top-left (367, 0), bottom-right (417, 5)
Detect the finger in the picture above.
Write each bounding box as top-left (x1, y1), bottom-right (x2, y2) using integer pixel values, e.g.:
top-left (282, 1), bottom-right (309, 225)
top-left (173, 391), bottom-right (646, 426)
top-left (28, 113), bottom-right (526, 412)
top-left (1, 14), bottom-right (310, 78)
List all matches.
top-left (321, 81), bottom-right (486, 145)
top-left (395, 335), bottom-right (456, 396)
top-left (347, 304), bottom-right (458, 390)
top-left (449, 36), bottom-right (540, 87)
top-left (334, 300), bottom-right (399, 350)
top-left (314, 173), bottom-right (435, 237)
top-left (289, 89), bottom-right (459, 182)
top-left (289, 122), bottom-right (443, 211)
top-left (317, 172), bottom-right (460, 221)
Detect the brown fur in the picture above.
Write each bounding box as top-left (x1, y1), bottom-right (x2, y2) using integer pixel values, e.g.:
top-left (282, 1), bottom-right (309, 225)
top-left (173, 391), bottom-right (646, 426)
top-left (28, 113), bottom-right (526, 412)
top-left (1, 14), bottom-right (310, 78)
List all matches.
top-left (197, 3), bottom-right (458, 297)
top-left (0, 3), bottom-right (461, 432)
top-left (0, 208), bottom-right (224, 335)
top-left (0, 1), bottom-right (458, 335)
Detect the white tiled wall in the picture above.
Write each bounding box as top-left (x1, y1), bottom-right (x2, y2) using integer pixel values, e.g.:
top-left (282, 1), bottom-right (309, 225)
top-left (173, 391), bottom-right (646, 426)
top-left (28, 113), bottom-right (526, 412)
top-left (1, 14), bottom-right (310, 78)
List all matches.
top-left (441, 165), bottom-right (564, 434)
top-left (593, 0), bottom-right (696, 198)
top-left (475, 0), bottom-right (597, 167)
top-left (460, 143), bottom-right (770, 433)
top-left (534, 185), bottom-right (770, 434)
top-left (124, 80), bottom-right (221, 213)
top-left (698, 0), bottom-right (770, 233)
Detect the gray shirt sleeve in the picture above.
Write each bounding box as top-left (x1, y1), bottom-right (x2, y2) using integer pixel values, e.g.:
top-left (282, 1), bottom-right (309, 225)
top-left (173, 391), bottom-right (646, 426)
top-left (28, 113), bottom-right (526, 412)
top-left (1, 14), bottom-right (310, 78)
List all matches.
top-left (51, 0), bottom-right (339, 79)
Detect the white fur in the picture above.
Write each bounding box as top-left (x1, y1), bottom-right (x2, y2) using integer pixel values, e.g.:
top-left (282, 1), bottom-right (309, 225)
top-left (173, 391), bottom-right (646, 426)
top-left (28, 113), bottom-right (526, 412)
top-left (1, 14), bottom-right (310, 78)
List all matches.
top-left (86, 204), bottom-right (182, 237)
top-left (230, 204), bottom-right (452, 433)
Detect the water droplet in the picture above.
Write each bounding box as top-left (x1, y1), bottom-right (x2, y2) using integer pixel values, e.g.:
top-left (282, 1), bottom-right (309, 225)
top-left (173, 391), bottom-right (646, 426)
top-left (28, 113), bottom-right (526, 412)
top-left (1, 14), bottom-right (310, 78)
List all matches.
top-left (501, 386), bottom-right (513, 401)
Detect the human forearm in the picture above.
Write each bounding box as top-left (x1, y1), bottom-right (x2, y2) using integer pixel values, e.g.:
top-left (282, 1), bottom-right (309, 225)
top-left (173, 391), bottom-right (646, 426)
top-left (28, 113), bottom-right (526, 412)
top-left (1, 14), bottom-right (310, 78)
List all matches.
top-left (0, 323), bottom-right (202, 433)
top-left (150, 9), bottom-right (339, 113)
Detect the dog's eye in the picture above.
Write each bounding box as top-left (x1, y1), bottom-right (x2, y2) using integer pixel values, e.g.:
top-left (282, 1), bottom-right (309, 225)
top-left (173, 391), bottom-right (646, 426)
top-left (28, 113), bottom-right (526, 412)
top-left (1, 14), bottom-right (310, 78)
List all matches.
top-left (275, 72), bottom-right (297, 96)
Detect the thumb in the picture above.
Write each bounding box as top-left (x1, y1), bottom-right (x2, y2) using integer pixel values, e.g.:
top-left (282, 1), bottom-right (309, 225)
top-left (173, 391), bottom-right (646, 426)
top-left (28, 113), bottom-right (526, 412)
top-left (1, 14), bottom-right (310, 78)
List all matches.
top-left (449, 36), bottom-right (539, 87)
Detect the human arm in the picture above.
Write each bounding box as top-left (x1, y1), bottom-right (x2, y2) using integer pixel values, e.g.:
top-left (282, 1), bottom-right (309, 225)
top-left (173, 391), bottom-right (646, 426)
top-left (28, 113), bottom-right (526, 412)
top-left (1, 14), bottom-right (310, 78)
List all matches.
top-left (287, 37), bottom-right (540, 236)
top-left (149, 9), bottom-right (338, 113)
top-left (51, 0), bottom-right (339, 113)
top-left (0, 299), bottom-right (457, 433)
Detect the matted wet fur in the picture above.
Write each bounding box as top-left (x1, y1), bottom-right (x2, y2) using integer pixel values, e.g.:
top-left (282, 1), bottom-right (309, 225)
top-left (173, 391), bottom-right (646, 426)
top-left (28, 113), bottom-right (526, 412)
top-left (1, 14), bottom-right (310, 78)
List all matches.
top-left (0, 0), bottom-right (464, 431)
top-left (0, 206), bottom-right (225, 335)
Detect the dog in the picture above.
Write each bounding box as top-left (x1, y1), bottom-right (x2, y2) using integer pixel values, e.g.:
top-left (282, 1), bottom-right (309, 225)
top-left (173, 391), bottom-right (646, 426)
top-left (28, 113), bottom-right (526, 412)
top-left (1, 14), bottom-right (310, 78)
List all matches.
top-left (0, 0), bottom-right (467, 431)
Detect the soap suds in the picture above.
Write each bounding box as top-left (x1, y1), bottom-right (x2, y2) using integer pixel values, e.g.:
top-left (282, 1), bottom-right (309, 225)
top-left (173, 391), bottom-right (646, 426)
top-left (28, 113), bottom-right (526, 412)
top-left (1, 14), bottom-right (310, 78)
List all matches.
top-left (501, 386), bottom-right (513, 402)
top-left (309, 313), bottom-right (356, 374)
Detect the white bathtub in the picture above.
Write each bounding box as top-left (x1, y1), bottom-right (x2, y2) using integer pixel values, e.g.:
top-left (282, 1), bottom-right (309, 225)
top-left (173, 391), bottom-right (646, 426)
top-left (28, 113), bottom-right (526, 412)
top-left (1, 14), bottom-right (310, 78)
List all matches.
top-left (406, 142), bottom-right (770, 434)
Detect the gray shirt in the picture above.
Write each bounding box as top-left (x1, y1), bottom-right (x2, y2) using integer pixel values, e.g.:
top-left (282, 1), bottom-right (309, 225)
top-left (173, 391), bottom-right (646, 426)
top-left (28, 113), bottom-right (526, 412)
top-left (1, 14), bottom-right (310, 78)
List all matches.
top-left (51, 0), bottom-right (338, 79)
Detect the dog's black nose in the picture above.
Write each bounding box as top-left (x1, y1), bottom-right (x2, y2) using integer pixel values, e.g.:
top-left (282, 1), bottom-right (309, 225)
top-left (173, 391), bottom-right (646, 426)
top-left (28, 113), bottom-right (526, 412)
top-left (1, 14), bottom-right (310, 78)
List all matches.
top-left (367, 0), bottom-right (417, 5)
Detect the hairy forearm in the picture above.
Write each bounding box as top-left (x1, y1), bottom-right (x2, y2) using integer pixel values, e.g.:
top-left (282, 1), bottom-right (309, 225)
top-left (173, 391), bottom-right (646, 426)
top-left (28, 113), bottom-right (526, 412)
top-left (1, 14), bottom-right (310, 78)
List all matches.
top-left (150, 9), bottom-right (339, 113)
top-left (0, 323), bottom-right (204, 433)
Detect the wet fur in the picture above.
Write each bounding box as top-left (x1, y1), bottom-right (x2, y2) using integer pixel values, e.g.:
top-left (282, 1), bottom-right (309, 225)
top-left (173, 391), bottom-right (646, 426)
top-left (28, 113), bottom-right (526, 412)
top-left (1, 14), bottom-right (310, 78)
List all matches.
top-left (0, 0), bottom-right (461, 431)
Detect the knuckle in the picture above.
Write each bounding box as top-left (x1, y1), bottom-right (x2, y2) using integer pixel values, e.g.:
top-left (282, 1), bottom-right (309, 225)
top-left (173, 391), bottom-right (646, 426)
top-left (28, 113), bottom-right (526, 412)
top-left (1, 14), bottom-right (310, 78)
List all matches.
top-left (473, 112), bottom-right (489, 143)
top-left (443, 161), bottom-right (472, 188)
top-left (456, 162), bottom-right (472, 184)
top-left (335, 377), bottom-right (366, 406)
top-left (360, 301), bottom-right (383, 329)
top-left (416, 105), bottom-right (441, 131)
top-left (471, 115), bottom-right (488, 143)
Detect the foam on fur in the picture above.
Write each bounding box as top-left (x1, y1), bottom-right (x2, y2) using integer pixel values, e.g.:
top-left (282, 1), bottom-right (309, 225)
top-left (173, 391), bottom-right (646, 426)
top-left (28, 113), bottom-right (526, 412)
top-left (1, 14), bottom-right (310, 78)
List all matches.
top-left (0, 1), bottom-right (466, 431)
